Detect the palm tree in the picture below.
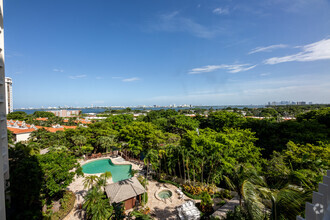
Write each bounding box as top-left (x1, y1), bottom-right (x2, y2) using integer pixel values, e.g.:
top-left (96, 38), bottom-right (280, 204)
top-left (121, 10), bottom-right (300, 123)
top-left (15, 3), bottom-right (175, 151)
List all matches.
top-left (143, 149), bottom-right (158, 205)
top-left (97, 171), bottom-right (112, 190)
top-left (96, 136), bottom-right (116, 153)
top-left (83, 175), bottom-right (100, 189)
top-left (143, 149), bottom-right (159, 181)
top-left (83, 187), bottom-right (113, 220)
top-left (224, 164), bottom-right (263, 207)
top-left (242, 181), bottom-right (310, 220)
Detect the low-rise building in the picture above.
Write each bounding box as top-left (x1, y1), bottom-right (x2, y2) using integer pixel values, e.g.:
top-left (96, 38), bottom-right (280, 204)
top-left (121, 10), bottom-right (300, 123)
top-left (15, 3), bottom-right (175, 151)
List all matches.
top-left (7, 120), bottom-right (77, 143)
top-left (47, 110), bottom-right (81, 117)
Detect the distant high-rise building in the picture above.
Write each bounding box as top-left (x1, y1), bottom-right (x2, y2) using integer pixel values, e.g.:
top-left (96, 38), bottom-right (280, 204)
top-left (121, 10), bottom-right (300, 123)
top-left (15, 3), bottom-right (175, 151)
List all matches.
top-left (0, 0), bottom-right (10, 218)
top-left (5, 77), bottom-right (12, 114)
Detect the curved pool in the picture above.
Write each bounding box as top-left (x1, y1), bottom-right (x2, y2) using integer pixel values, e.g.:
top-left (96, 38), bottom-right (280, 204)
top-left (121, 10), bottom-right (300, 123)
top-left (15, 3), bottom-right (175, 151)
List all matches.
top-left (82, 159), bottom-right (132, 182)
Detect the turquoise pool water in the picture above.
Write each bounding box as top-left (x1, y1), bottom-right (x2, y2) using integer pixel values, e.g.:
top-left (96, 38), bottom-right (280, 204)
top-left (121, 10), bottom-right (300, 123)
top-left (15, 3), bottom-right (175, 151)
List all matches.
top-left (82, 159), bottom-right (132, 182)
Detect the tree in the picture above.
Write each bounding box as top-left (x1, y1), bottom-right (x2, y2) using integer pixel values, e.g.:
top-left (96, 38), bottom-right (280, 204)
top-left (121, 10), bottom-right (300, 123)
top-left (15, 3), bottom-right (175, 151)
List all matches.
top-left (120, 121), bottom-right (165, 156)
top-left (224, 164), bottom-right (263, 207)
top-left (83, 175), bottom-right (100, 189)
top-left (96, 135), bottom-right (116, 153)
top-left (143, 149), bottom-right (158, 204)
top-left (7, 129), bottom-right (14, 144)
top-left (38, 152), bottom-right (83, 198)
top-left (8, 145), bottom-right (43, 219)
top-left (242, 178), bottom-right (310, 219)
top-left (71, 135), bottom-right (87, 154)
top-left (83, 187), bottom-right (113, 220)
top-left (165, 115), bottom-right (200, 136)
top-left (7, 111), bottom-right (27, 120)
top-left (204, 111), bottom-right (246, 131)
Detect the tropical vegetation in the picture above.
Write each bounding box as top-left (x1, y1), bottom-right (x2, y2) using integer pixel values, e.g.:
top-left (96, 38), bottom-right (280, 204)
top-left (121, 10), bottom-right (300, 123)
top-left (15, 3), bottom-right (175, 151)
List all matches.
top-left (6, 106), bottom-right (330, 219)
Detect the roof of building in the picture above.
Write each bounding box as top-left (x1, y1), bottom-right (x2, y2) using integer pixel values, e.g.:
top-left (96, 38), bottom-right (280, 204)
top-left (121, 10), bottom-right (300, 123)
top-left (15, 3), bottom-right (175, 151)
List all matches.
top-left (7, 120), bottom-right (77, 134)
top-left (104, 177), bottom-right (145, 203)
top-left (7, 127), bottom-right (36, 134)
top-left (35, 117), bottom-right (48, 121)
top-left (35, 125), bottom-right (77, 132)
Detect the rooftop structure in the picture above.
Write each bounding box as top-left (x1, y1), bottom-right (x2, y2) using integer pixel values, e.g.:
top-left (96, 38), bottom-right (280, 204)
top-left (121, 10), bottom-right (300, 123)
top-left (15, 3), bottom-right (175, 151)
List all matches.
top-left (104, 177), bottom-right (145, 210)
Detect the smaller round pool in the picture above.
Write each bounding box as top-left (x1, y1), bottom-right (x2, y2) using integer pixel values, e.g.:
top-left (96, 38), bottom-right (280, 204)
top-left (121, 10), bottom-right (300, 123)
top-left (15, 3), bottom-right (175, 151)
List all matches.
top-left (158, 190), bottom-right (172, 199)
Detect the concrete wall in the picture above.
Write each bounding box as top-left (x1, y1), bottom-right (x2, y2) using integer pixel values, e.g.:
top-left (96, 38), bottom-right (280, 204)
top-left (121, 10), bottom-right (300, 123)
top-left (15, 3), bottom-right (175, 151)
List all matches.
top-left (0, 0), bottom-right (8, 218)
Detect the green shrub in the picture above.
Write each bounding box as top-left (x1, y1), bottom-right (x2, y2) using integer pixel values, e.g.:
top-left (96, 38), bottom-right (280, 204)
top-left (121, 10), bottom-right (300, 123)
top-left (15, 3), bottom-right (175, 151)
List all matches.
top-left (141, 192), bottom-right (148, 206)
top-left (51, 190), bottom-right (76, 220)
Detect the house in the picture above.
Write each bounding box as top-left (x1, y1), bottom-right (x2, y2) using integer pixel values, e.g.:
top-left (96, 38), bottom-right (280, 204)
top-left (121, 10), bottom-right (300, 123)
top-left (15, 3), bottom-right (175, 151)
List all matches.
top-left (7, 120), bottom-right (77, 143)
top-left (104, 177), bottom-right (146, 210)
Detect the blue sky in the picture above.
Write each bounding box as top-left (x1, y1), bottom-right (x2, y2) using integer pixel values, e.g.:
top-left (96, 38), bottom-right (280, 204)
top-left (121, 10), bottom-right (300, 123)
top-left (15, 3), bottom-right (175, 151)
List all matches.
top-left (4, 0), bottom-right (330, 108)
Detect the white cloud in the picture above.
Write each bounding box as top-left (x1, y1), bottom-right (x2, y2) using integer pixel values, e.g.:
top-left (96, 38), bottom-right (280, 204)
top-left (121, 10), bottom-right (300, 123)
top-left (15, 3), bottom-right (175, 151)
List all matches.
top-left (53, 68), bottom-right (64, 72)
top-left (69, 74), bottom-right (87, 79)
top-left (260, 72), bottom-right (271, 76)
top-left (264, 38), bottom-right (330, 64)
top-left (248, 44), bottom-right (288, 54)
top-left (152, 11), bottom-right (223, 39)
top-left (122, 77), bottom-right (140, 82)
top-left (188, 64), bottom-right (256, 74)
top-left (213, 7), bottom-right (229, 15)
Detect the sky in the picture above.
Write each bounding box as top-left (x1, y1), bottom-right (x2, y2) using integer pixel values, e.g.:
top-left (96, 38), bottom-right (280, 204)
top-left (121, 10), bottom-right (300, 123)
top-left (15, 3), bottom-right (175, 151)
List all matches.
top-left (4, 0), bottom-right (330, 108)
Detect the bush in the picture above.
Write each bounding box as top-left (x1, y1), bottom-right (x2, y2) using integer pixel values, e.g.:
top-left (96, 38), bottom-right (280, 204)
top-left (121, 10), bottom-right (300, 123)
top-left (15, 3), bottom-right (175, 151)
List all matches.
top-left (216, 200), bottom-right (226, 207)
top-left (141, 192), bottom-right (148, 206)
top-left (200, 191), bottom-right (213, 214)
top-left (51, 190), bottom-right (76, 220)
top-left (215, 189), bottom-right (232, 199)
top-left (182, 184), bottom-right (216, 195)
top-left (157, 179), bottom-right (202, 199)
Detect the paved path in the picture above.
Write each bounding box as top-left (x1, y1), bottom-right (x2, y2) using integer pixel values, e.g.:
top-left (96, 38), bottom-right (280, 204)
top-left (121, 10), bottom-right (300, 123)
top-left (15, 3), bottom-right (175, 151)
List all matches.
top-left (212, 196), bottom-right (240, 219)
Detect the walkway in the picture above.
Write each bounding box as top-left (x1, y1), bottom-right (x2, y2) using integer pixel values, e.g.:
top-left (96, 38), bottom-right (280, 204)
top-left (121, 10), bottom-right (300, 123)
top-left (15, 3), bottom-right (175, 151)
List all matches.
top-left (212, 196), bottom-right (240, 219)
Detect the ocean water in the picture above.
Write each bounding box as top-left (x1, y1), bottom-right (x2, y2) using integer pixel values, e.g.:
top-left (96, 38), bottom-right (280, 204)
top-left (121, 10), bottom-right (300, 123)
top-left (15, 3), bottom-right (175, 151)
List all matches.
top-left (14, 105), bottom-right (265, 115)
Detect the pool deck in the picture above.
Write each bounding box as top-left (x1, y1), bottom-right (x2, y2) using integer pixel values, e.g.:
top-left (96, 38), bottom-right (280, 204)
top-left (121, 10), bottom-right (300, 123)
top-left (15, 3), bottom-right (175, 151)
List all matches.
top-left (146, 180), bottom-right (200, 220)
top-left (64, 156), bottom-right (143, 220)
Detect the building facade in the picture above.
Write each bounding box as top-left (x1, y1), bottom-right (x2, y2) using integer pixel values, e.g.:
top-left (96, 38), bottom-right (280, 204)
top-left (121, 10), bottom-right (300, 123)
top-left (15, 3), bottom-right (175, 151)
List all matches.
top-left (0, 0), bottom-right (9, 219)
top-left (47, 109), bottom-right (81, 117)
top-left (5, 77), bottom-right (12, 114)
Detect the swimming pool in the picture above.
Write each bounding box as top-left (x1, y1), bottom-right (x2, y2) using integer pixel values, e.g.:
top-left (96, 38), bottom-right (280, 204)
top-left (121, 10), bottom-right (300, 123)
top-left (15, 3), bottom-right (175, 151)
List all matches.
top-left (82, 159), bottom-right (132, 182)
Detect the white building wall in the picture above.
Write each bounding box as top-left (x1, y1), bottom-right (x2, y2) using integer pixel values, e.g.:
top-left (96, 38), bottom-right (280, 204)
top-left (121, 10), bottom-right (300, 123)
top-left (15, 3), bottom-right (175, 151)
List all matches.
top-left (0, 0), bottom-right (8, 219)
top-left (15, 132), bottom-right (31, 143)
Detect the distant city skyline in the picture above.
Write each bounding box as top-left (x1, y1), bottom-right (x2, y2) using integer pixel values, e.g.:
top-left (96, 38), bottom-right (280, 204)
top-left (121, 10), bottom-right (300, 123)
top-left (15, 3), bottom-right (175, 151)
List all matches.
top-left (4, 0), bottom-right (330, 108)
